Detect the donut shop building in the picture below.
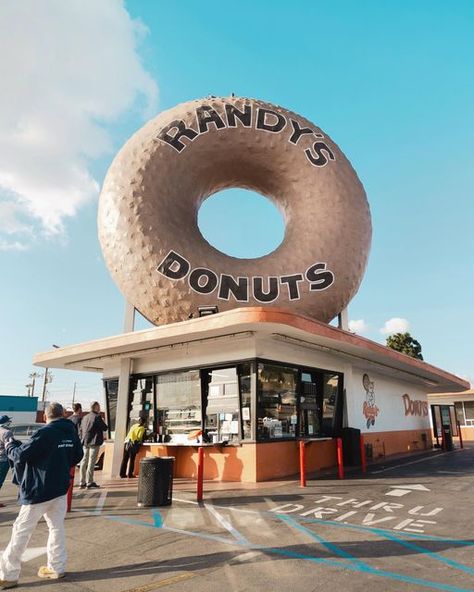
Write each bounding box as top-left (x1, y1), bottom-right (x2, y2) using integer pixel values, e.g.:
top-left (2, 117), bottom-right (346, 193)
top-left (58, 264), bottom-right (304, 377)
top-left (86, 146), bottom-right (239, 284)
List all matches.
top-left (34, 307), bottom-right (467, 482)
top-left (32, 96), bottom-right (468, 481)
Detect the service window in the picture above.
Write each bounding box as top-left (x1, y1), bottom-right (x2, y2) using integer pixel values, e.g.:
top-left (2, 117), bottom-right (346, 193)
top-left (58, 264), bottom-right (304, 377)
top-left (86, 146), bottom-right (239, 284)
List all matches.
top-left (156, 370), bottom-right (202, 444)
top-left (322, 373), bottom-right (340, 436)
top-left (204, 367), bottom-right (241, 444)
top-left (128, 376), bottom-right (155, 434)
top-left (299, 372), bottom-right (320, 437)
top-left (257, 363), bottom-right (298, 440)
top-left (238, 362), bottom-right (252, 440)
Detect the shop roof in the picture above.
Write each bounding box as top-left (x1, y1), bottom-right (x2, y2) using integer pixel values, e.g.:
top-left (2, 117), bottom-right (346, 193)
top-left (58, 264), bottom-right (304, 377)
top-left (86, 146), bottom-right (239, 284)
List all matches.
top-left (428, 389), bottom-right (474, 399)
top-left (33, 307), bottom-right (468, 393)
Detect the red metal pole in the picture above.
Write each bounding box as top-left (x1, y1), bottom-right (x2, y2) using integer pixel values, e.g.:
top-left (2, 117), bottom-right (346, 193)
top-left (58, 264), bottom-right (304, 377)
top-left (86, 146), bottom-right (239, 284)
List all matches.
top-left (197, 446), bottom-right (204, 502)
top-left (67, 466), bottom-right (75, 512)
top-left (337, 438), bottom-right (344, 480)
top-left (299, 441), bottom-right (306, 487)
top-left (360, 434), bottom-right (367, 474)
top-left (457, 422), bottom-right (464, 449)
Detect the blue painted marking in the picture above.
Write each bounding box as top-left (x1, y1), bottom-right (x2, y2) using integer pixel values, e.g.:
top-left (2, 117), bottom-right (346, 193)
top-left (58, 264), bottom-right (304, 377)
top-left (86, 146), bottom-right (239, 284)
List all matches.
top-left (376, 529), bottom-right (474, 577)
top-left (106, 513), bottom-right (474, 591)
top-left (152, 510), bottom-right (163, 528)
top-left (278, 514), bottom-right (368, 570)
top-left (264, 546), bottom-right (474, 592)
top-left (279, 512), bottom-right (474, 547)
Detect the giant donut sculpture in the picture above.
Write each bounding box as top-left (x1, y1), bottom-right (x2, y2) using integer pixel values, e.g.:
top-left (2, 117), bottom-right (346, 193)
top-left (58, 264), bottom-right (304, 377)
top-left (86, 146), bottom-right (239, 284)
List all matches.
top-left (98, 96), bottom-right (371, 326)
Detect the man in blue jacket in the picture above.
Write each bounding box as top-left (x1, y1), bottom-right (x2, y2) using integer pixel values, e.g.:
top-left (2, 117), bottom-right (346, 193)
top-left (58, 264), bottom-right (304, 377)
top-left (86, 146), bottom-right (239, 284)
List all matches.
top-left (0, 402), bottom-right (83, 589)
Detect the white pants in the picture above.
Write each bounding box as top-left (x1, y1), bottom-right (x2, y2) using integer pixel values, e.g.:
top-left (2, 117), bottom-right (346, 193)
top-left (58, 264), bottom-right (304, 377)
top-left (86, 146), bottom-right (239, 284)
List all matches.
top-left (0, 494), bottom-right (67, 581)
top-left (79, 445), bottom-right (100, 486)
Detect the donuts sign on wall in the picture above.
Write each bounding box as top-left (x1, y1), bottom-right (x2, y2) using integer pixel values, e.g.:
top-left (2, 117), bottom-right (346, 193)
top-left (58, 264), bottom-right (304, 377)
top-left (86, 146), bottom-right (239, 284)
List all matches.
top-left (98, 96), bottom-right (371, 326)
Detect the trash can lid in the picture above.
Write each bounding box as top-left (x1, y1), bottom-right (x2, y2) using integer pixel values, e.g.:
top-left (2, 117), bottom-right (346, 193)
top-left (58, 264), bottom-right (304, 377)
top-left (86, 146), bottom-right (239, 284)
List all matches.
top-left (139, 455), bottom-right (175, 462)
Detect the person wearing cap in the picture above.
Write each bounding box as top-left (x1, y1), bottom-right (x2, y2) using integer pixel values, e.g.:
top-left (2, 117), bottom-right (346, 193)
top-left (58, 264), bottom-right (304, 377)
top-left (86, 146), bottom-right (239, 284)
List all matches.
top-left (0, 416), bottom-right (13, 506)
top-left (0, 402), bottom-right (83, 589)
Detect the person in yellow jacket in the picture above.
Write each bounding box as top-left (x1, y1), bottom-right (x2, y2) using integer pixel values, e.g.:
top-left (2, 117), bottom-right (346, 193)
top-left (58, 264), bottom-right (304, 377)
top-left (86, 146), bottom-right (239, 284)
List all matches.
top-left (120, 417), bottom-right (147, 478)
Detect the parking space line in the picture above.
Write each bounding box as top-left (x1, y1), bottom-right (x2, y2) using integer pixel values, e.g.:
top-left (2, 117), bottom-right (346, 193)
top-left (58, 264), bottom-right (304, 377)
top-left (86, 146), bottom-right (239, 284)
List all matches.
top-left (205, 504), bottom-right (250, 545)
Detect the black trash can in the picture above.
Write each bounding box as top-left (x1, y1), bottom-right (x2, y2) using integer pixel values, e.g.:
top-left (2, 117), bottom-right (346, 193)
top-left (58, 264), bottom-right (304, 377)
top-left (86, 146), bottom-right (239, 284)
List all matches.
top-left (341, 427), bottom-right (362, 466)
top-left (137, 456), bottom-right (174, 507)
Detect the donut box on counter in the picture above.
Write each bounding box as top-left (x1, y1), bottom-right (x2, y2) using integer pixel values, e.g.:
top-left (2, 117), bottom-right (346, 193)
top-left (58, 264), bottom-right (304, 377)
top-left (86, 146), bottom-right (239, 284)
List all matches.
top-left (32, 96), bottom-right (468, 482)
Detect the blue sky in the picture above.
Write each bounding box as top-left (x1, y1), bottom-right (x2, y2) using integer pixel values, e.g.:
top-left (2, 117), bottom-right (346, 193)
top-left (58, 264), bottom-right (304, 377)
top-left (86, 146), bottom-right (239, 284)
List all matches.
top-left (0, 0), bottom-right (473, 405)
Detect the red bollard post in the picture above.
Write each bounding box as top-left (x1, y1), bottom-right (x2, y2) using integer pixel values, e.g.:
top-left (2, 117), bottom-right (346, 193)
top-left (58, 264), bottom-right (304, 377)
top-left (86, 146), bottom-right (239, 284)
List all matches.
top-left (299, 441), bottom-right (306, 487)
top-left (457, 422), bottom-right (464, 449)
top-left (67, 466), bottom-right (75, 512)
top-left (360, 434), bottom-right (367, 474)
top-left (337, 438), bottom-right (344, 480)
top-left (197, 446), bottom-right (204, 502)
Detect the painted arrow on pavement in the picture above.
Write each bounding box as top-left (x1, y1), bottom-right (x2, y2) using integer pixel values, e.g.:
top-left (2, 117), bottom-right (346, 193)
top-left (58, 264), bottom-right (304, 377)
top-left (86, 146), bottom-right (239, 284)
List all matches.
top-left (386, 484), bottom-right (430, 497)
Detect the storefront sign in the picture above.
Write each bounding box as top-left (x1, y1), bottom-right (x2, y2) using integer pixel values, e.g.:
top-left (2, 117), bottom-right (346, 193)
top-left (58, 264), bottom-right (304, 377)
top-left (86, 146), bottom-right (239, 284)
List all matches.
top-left (157, 103), bottom-right (336, 167)
top-left (402, 393), bottom-right (429, 417)
top-left (98, 96), bottom-right (372, 326)
top-left (362, 373), bottom-right (379, 429)
top-left (157, 249), bottom-right (335, 303)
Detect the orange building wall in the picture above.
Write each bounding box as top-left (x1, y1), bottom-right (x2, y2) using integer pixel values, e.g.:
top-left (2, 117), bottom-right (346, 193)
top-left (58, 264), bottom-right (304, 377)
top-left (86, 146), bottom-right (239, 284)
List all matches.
top-left (103, 429), bottom-right (433, 483)
top-left (363, 428), bottom-right (432, 458)
top-left (103, 439), bottom-right (338, 483)
top-left (256, 440), bottom-right (337, 481)
top-left (459, 426), bottom-right (474, 441)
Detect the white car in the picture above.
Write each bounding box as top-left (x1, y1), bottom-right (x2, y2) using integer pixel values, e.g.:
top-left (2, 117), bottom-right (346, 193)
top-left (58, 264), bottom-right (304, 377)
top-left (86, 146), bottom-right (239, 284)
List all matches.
top-left (9, 422), bottom-right (44, 442)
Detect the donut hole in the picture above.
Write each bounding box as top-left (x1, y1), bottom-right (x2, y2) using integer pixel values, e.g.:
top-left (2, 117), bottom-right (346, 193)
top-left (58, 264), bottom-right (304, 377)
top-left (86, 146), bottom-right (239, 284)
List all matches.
top-left (197, 188), bottom-right (285, 259)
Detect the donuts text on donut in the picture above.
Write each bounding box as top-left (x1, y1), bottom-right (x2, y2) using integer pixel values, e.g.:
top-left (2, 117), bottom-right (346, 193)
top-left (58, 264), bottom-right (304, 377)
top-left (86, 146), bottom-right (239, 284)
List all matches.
top-left (157, 102), bottom-right (336, 168)
top-left (157, 250), bottom-right (335, 304)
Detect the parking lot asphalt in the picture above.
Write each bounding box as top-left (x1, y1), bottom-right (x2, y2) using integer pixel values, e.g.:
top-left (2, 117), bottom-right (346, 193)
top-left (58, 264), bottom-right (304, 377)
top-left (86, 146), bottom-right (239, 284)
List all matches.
top-left (0, 444), bottom-right (473, 592)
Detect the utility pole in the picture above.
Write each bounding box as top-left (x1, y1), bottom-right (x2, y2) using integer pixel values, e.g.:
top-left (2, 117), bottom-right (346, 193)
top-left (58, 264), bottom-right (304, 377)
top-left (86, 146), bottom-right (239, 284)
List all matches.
top-left (29, 372), bottom-right (39, 397)
top-left (41, 369), bottom-right (52, 407)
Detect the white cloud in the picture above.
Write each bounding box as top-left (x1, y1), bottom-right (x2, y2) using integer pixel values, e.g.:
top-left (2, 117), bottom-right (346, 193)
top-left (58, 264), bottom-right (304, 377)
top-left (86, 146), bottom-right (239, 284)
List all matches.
top-left (0, 0), bottom-right (158, 245)
top-left (0, 239), bottom-right (28, 252)
top-left (348, 319), bottom-right (369, 334)
top-left (380, 317), bottom-right (410, 335)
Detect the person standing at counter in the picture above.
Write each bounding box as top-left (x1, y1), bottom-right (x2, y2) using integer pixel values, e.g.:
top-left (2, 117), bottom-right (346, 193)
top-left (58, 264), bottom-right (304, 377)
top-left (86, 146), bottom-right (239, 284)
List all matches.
top-left (78, 402), bottom-right (107, 490)
top-left (120, 417), bottom-right (147, 479)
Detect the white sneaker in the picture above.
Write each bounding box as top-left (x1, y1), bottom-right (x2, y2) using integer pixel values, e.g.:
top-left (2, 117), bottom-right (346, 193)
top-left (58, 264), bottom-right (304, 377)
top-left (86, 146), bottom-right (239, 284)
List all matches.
top-left (37, 566), bottom-right (65, 580)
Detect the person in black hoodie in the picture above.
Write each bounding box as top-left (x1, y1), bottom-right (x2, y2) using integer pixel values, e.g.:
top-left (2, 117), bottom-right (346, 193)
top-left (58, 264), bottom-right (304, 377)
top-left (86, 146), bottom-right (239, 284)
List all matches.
top-left (0, 402), bottom-right (83, 589)
top-left (78, 401), bottom-right (107, 490)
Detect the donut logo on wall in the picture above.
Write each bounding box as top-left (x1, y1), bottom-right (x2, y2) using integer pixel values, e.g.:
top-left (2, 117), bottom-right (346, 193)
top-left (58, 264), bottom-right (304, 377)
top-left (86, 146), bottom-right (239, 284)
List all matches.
top-left (98, 96), bottom-right (372, 326)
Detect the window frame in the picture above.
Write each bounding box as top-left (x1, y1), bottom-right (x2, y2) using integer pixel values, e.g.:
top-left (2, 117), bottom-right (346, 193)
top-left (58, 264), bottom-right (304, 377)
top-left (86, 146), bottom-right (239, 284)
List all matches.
top-left (105, 357), bottom-right (344, 446)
